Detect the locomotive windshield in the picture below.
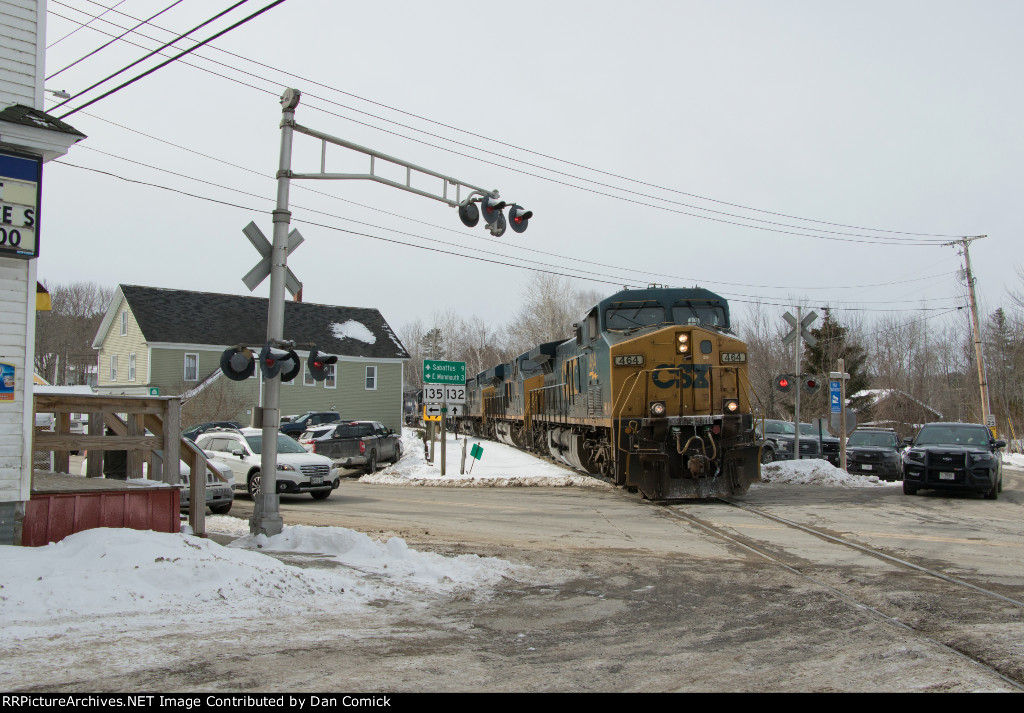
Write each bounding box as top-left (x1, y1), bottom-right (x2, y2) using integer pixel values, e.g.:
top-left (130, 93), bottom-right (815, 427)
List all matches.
top-left (605, 301), bottom-right (666, 330)
top-left (671, 301), bottom-right (727, 328)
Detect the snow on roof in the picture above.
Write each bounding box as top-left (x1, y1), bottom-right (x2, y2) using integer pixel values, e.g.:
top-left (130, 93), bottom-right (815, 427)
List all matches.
top-left (33, 385), bottom-right (95, 395)
top-left (330, 319), bottom-right (377, 345)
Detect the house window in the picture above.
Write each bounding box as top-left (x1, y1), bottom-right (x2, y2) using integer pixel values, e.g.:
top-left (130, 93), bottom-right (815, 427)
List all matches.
top-left (110, 355), bottom-right (117, 382)
top-left (365, 365), bottom-right (377, 390)
top-left (325, 363), bottom-right (336, 389)
top-left (129, 353), bottom-right (136, 381)
top-left (120, 311), bottom-right (127, 336)
top-left (184, 353), bottom-right (199, 382)
top-left (303, 359), bottom-right (315, 386)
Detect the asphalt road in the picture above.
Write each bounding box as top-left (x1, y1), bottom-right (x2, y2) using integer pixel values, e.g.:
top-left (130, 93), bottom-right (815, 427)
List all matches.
top-left (189, 466), bottom-right (1024, 692)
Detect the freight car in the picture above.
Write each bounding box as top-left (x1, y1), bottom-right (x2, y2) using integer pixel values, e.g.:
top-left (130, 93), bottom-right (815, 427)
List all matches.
top-left (456, 286), bottom-right (761, 500)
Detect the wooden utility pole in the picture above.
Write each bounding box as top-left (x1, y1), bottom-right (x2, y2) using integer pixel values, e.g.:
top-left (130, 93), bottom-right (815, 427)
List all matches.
top-left (952, 236), bottom-right (993, 431)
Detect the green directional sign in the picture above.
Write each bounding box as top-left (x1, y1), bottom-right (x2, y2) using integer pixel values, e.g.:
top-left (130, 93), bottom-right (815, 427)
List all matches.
top-left (423, 359), bottom-right (466, 384)
top-left (470, 443), bottom-right (483, 460)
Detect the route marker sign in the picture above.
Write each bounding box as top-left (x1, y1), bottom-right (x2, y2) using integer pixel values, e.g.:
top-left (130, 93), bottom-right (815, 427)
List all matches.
top-left (423, 359), bottom-right (466, 384)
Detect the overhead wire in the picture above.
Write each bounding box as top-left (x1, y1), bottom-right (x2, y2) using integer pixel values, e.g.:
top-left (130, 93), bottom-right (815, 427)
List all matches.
top-left (47, 0), bottom-right (965, 246)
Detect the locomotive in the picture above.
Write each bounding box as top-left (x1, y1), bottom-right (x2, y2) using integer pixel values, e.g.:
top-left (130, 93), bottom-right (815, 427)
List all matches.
top-left (455, 286), bottom-right (761, 500)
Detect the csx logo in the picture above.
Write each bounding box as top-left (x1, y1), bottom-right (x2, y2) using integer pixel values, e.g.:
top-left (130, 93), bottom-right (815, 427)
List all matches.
top-left (652, 364), bottom-right (710, 389)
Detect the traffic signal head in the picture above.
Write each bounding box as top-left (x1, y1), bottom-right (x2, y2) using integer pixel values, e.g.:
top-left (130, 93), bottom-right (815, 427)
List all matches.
top-left (307, 347), bottom-right (338, 381)
top-left (509, 204), bottom-right (532, 234)
top-left (802, 376), bottom-right (822, 394)
top-left (259, 342), bottom-right (300, 381)
top-left (774, 374), bottom-right (795, 393)
top-left (458, 202), bottom-right (479, 228)
top-left (220, 346), bottom-right (255, 381)
top-left (481, 195), bottom-right (507, 236)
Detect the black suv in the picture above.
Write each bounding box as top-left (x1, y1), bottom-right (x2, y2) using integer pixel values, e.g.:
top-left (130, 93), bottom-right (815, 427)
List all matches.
top-left (279, 411), bottom-right (342, 438)
top-left (756, 419), bottom-right (841, 466)
top-left (846, 427), bottom-right (904, 481)
top-left (902, 422), bottom-right (1005, 499)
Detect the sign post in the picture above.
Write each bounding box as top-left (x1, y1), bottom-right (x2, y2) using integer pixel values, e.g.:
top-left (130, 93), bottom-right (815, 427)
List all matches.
top-left (423, 360), bottom-right (466, 477)
top-left (830, 359), bottom-right (851, 470)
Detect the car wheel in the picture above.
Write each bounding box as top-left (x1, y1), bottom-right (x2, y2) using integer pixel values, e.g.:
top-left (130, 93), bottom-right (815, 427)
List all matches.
top-left (210, 503), bottom-right (232, 515)
top-left (392, 442), bottom-right (403, 463)
top-left (365, 451), bottom-right (377, 474)
top-left (310, 489), bottom-right (331, 500)
top-left (760, 447), bottom-right (775, 465)
top-left (247, 470), bottom-right (261, 499)
top-left (984, 479), bottom-right (999, 500)
top-left (903, 481), bottom-right (918, 495)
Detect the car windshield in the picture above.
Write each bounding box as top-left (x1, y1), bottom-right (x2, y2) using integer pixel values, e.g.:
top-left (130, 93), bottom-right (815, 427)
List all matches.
top-left (244, 434), bottom-right (309, 454)
top-left (848, 431), bottom-right (898, 447)
top-left (764, 421), bottom-right (795, 435)
top-left (799, 423), bottom-right (833, 437)
top-left (671, 301), bottom-right (727, 328)
top-left (915, 425), bottom-right (990, 447)
top-left (605, 301), bottom-right (666, 330)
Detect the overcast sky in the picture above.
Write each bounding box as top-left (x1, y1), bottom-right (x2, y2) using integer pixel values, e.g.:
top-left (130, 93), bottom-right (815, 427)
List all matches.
top-left (35, 0), bottom-right (1024, 337)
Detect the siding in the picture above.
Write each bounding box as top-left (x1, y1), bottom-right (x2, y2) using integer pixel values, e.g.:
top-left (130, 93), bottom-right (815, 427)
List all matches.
top-left (0, 1), bottom-right (40, 107)
top-left (0, 257), bottom-right (30, 505)
top-left (95, 297), bottom-right (149, 389)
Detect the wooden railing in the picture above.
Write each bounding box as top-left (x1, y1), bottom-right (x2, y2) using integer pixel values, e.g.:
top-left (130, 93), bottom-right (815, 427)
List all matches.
top-left (32, 393), bottom-right (227, 536)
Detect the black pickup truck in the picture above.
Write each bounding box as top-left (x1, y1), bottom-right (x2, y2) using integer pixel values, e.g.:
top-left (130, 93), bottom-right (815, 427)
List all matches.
top-left (306, 420), bottom-right (402, 474)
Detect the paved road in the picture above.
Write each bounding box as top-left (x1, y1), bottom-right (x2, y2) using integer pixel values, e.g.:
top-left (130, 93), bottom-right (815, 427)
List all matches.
top-left (185, 466), bottom-right (1024, 692)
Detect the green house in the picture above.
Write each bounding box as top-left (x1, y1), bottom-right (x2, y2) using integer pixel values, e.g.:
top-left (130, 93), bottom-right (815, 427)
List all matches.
top-left (92, 285), bottom-right (409, 431)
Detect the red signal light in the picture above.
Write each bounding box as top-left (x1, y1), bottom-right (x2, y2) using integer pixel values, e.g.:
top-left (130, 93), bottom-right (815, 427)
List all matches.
top-left (779, 378), bottom-right (789, 388)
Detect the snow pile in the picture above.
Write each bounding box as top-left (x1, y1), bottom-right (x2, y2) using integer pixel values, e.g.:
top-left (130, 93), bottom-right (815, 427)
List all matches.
top-left (330, 319), bottom-right (376, 344)
top-left (0, 525), bottom-right (524, 637)
top-left (1004, 452), bottom-right (1024, 469)
top-left (361, 429), bottom-right (613, 490)
top-left (230, 524), bottom-right (520, 590)
top-left (757, 458), bottom-right (898, 488)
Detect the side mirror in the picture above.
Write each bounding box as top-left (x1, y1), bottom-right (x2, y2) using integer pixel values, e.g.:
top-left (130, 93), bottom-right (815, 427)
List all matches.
top-left (232, 448), bottom-right (245, 458)
top-left (994, 439), bottom-right (1007, 449)
top-left (903, 438), bottom-right (914, 447)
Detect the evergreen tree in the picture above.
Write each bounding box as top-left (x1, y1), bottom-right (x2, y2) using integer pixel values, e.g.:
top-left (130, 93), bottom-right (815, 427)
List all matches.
top-left (802, 310), bottom-right (871, 424)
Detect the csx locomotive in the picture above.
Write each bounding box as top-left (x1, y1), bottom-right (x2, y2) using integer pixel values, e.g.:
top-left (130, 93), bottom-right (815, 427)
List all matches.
top-left (455, 286), bottom-right (762, 500)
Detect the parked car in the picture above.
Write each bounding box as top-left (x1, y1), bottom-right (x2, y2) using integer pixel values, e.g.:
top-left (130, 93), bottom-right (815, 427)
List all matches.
top-left (183, 421), bottom-right (242, 441)
top-left (308, 421), bottom-right (402, 474)
top-left (195, 427), bottom-right (339, 499)
top-left (755, 419), bottom-right (840, 465)
top-left (279, 411), bottom-right (343, 438)
top-left (846, 427), bottom-right (904, 481)
top-left (902, 422), bottom-right (1005, 499)
top-left (298, 425), bottom-right (337, 452)
top-left (179, 458), bottom-right (235, 515)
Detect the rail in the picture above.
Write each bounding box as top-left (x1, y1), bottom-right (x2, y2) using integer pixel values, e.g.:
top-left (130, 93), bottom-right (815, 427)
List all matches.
top-left (32, 393), bottom-right (226, 536)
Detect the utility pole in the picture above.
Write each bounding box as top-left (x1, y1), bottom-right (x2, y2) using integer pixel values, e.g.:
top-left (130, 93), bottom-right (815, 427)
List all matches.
top-left (793, 307), bottom-right (802, 458)
top-left (950, 236), bottom-right (992, 431)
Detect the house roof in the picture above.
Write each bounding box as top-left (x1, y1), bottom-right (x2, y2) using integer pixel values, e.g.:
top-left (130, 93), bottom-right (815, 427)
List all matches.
top-left (0, 104), bottom-right (86, 137)
top-left (851, 388), bottom-right (943, 419)
top-left (97, 285), bottom-right (409, 360)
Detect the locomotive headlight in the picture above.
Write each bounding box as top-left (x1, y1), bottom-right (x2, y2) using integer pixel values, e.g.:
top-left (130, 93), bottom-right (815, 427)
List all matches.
top-left (676, 332), bottom-right (690, 355)
top-left (723, 399), bottom-right (739, 413)
top-left (650, 401), bottom-right (667, 417)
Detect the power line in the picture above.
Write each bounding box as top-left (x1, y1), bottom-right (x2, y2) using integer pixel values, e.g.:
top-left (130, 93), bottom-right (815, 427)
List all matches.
top-left (49, 0), bottom-right (969, 244)
top-left (47, 0), bottom-right (187, 81)
top-left (46, 0), bottom-right (127, 49)
top-left (52, 158), bottom-right (964, 315)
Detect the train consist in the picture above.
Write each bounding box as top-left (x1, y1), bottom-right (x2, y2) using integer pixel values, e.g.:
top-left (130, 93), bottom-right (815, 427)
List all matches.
top-left (453, 286), bottom-right (762, 500)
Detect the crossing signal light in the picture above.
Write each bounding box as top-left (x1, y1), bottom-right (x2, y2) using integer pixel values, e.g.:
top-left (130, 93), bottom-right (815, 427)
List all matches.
top-left (774, 374), bottom-right (795, 393)
top-left (220, 346), bottom-right (256, 381)
top-left (481, 195), bottom-right (507, 237)
top-left (259, 342), bottom-right (300, 381)
top-left (802, 376), bottom-right (822, 394)
top-left (307, 347), bottom-right (338, 382)
top-left (508, 204), bottom-right (532, 234)
top-left (458, 202), bottom-right (479, 228)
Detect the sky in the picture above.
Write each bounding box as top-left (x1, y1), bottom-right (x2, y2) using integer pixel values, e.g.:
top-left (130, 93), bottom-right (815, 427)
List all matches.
top-left (33, 0), bottom-right (1024, 336)
top-left (7, 426), bottom-right (970, 690)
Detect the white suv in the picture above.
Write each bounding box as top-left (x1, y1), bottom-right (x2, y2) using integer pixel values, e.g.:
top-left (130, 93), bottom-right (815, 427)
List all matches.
top-left (196, 428), bottom-right (339, 500)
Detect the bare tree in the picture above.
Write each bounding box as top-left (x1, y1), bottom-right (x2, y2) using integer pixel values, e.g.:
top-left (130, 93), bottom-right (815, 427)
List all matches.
top-left (504, 274), bottom-right (600, 356)
top-left (35, 281), bottom-right (114, 385)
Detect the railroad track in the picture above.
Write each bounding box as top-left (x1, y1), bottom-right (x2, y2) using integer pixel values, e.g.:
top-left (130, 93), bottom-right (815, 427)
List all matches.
top-left (664, 498), bottom-right (1024, 690)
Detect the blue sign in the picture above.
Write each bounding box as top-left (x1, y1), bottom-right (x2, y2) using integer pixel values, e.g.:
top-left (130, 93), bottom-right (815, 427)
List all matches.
top-left (829, 380), bottom-right (841, 413)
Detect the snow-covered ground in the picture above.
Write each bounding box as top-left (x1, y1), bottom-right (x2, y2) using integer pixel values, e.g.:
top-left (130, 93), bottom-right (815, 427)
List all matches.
top-left (3, 431), bottom-right (1020, 663)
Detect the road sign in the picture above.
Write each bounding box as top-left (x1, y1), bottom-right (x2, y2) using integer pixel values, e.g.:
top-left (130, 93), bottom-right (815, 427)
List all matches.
top-left (470, 443), bottom-right (483, 460)
top-left (423, 404), bottom-right (442, 421)
top-left (0, 149), bottom-right (42, 259)
top-left (829, 380), bottom-right (841, 413)
top-left (423, 359), bottom-right (466, 384)
top-left (241, 221), bottom-right (304, 296)
top-left (782, 310), bottom-right (818, 347)
top-left (423, 383), bottom-right (466, 404)
top-left (149, 387), bottom-right (160, 396)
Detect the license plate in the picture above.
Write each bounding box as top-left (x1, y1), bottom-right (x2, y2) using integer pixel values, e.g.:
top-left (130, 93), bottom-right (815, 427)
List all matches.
top-left (939, 472), bottom-right (955, 480)
top-left (862, 464), bottom-right (872, 471)
top-left (310, 476), bottom-right (323, 485)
